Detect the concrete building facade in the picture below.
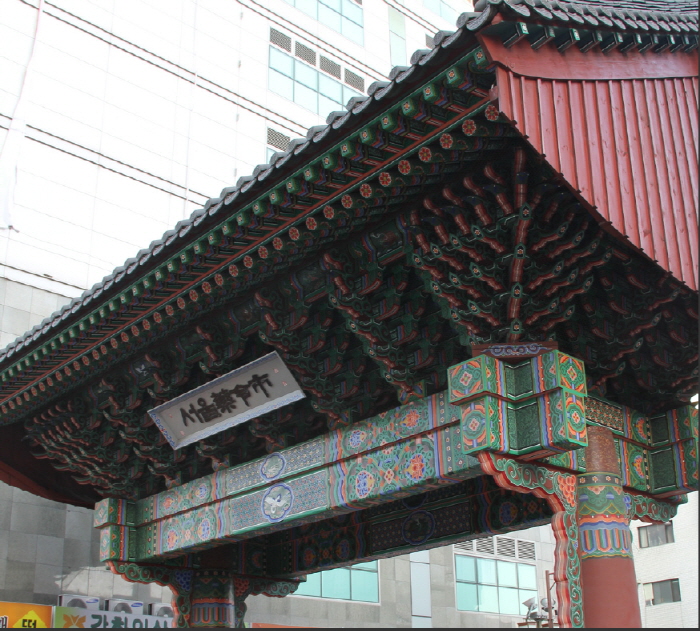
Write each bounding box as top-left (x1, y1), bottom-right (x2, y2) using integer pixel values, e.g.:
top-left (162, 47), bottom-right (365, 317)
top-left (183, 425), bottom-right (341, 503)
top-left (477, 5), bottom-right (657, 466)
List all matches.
top-left (0, 0), bottom-right (696, 628)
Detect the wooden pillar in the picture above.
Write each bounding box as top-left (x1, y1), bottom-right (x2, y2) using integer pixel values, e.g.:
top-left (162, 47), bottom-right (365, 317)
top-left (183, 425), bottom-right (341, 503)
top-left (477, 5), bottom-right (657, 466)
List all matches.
top-left (189, 571), bottom-right (245, 628)
top-left (577, 425), bottom-right (641, 628)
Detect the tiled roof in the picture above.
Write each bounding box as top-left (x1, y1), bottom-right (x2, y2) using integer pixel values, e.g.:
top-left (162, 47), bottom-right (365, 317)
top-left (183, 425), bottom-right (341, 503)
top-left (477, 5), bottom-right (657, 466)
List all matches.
top-left (0, 0), bottom-right (696, 366)
top-left (469, 0), bottom-right (699, 32)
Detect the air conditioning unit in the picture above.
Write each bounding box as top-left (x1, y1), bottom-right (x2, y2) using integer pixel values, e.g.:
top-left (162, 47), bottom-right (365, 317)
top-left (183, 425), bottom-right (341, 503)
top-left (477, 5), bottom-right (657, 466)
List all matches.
top-left (58, 595), bottom-right (101, 610)
top-left (105, 599), bottom-right (144, 615)
top-left (149, 603), bottom-right (174, 618)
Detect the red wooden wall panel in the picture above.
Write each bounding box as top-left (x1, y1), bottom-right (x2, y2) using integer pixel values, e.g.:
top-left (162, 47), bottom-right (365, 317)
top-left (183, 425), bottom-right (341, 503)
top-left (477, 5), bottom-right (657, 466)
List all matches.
top-left (494, 69), bottom-right (699, 290)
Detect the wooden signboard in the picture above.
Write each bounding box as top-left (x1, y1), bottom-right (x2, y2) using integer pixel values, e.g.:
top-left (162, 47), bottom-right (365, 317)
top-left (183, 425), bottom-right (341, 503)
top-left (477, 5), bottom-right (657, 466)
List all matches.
top-left (148, 352), bottom-right (304, 449)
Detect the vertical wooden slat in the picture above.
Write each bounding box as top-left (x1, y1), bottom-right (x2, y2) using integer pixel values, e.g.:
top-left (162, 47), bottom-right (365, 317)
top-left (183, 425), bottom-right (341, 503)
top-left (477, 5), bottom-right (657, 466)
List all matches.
top-left (670, 78), bottom-right (699, 284)
top-left (656, 79), bottom-right (694, 284)
top-left (496, 68), bottom-right (513, 121)
top-left (644, 79), bottom-right (673, 273)
top-left (620, 80), bottom-right (653, 257)
top-left (608, 80), bottom-right (639, 245)
top-left (582, 81), bottom-right (608, 217)
top-left (632, 79), bottom-right (668, 272)
top-left (514, 75), bottom-right (526, 136)
top-left (681, 77), bottom-right (699, 156)
top-left (537, 78), bottom-right (560, 173)
top-left (552, 80), bottom-right (577, 191)
top-left (596, 81), bottom-right (625, 231)
top-left (521, 77), bottom-right (541, 151)
top-left (567, 81), bottom-right (592, 199)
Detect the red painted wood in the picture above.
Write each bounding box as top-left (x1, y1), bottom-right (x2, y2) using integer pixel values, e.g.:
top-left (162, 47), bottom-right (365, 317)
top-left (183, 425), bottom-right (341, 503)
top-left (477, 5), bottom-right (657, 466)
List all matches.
top-left (646, 78), bottom-right (675, 274)
top-left (553, 81), bottom-right (576, 186)
top-left (596, 81), bottom-right (626, 237)
top-left (609, 80), bottom-right (639, 246)
top-left (481, 39), bottom-right (699, 289)
top-left (620, 80), bottom-right (649, 251)
top-left (580, 557), bottom-right (643, 628)
top-left (538, 79), bottom-right (560, 173)
top-left (582, 80), bottom-right (609, 220)
top-left (658, 80), bottom-right (694, 283)
top-left (633, 79), bottom-right (669, 273)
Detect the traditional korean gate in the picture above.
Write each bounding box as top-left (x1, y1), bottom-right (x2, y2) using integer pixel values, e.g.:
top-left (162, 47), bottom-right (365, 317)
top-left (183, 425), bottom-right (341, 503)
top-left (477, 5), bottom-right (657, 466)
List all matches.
top-left (95, 347), bottom-right (695, 627)
top-left (0, 2), bottom-right (697, 629)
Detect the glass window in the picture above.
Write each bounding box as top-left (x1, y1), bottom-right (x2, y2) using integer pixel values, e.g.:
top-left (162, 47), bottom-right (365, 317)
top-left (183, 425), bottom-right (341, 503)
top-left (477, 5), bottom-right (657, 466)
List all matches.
top-left (342, 18), bottom-right (364, 45)
top-left (423, 0), bottom-right (458, 23)
top-left (477, 558), bottom-right (497, 585)
top-left (388, 7), bottom-right (407, 68)
top-left (517, 564), bottom-right (537, 590)
top-left (319, 4), bottom-right (342, 31)
top-left (269, 47), bottom-right (293, 76)
top-left (292, 561), bottom-right (379, 602)
top-left (295, 571), bottom-right (321, 597)
top-left (268, 46), bottom-right (360, 114)
top-left (322, 568), bottom-right (351, 599)
top-left (456, 582), bottom-right (478, 611)
top-left (498, 587), bottom-right (521, 615)
top-left (638, 523), bottom-right (674, 548)
top-left (456, 555), bottom-right (538, 616)
top-left (497, 561), bottom-right (518, 588)
top-left (645, 579), bottom-right (682, 605)
top-left (295, 60), bottom-right (317, 89)
top-left (285, 0), bottom-right (363, 45)
top-left (455, 555), bottom-right (476, 582)
top-left (319, 74), bottom-right (342, 101)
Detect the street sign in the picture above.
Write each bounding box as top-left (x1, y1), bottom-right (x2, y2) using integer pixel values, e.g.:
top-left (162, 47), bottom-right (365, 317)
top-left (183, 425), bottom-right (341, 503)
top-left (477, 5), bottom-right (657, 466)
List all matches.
top-left (0, 602), bottom-right (52, 628)
top-left (148, 352), bottom-right (304, 450)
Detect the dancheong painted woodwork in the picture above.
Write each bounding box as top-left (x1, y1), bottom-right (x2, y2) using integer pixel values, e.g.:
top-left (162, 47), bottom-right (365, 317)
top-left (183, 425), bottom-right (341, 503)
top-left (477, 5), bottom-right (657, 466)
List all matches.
top-left (0, 0), bottom-right (697, 628)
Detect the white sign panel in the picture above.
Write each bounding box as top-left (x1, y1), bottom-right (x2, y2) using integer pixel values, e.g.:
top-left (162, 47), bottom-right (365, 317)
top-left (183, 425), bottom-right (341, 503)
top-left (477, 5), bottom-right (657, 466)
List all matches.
top-left (148, 352), bottom-right (304, 450)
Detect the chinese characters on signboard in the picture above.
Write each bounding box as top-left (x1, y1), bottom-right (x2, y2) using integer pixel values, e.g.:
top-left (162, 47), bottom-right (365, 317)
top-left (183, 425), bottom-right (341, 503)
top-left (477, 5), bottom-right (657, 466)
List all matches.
top-left (148, 352), bottom-right (304, 450)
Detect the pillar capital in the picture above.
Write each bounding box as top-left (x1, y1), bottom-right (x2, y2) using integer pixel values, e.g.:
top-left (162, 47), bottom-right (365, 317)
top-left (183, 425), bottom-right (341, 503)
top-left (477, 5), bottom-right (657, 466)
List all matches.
top-left (577, 426), bottom-right (641, 628)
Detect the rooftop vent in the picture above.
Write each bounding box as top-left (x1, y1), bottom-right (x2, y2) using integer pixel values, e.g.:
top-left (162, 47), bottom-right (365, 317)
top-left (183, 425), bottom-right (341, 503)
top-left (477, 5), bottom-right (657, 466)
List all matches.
top-left (267, 128), bottom-right (291, 151)
top-left (344, 68), bottom-right (365, 92)
top-left (295, 41), bottom-right (316, 65)
top-left (320, 55), bottom-right (341, 78)
top-left (270, 28), bottom-right (292, 52)
top-left (496, 536), bottom-right (516, 558)
top-left (475, 537), bottom-right (495, 555)
top-left (518, 540), bottom-right (537, 560)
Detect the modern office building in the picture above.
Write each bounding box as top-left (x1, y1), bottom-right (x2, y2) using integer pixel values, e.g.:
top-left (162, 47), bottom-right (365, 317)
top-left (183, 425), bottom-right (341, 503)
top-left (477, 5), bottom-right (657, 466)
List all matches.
top-left (0, 0), bottom-right (697, 628)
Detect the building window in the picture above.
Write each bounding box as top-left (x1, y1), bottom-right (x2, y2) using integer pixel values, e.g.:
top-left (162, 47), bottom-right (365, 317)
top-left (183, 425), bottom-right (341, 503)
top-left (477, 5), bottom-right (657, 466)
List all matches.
top-left (266, 128), bottom-right (291, 163)
top-left (638, 523), bottom-right (674, 548)
top-left (269, 47), bottom-right (360, 115)
top-left (294, 561), bottom-right (379, 602)
top-left (283, 0), bottom-right (364, 45)
top-left (643, 579), bottom-right (682, 606)
top-left (423, 0), bottom-right (457, 23)
top-left (388, 7), bottom-right (406, 68)
top-left (455, 556), bottom-right (538, 615)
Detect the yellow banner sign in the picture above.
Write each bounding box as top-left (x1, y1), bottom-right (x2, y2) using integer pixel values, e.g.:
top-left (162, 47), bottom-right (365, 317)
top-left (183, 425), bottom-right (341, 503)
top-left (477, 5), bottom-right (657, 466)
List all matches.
top-left (0, 602), bottom-right (52, 628)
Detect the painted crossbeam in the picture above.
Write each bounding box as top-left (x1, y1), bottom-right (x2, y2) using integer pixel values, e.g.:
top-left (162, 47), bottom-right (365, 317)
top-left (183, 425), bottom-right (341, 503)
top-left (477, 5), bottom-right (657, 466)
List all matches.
top-left (96, 392), bottom-right (482, 562)
top-left (95, 352), bottom-right (697, 564)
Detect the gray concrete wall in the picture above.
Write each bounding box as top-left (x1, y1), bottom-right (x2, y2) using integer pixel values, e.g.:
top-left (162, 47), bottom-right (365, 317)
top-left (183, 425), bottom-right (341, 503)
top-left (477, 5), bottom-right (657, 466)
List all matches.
top-left (0, 480), bottom-right (172, 608)
top-left (245, 529), bottom-right (556, 628)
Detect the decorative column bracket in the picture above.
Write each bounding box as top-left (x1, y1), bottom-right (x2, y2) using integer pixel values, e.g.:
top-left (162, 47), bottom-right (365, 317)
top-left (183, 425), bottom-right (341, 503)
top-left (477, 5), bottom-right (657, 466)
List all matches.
top-left (448, 347), bottom-right (588, 460)
top-left (586, 396), bottom-right (698, 496)
top-left (478, 451), bottom-right (582, 628)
